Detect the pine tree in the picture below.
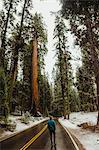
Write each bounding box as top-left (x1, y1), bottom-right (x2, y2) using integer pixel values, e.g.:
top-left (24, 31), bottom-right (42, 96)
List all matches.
top-left (7, 0), bottom-right (33, 112)
top-left (76, 70), bottom-right (96, 112)
top-left (39, 72), bottom-right (53, 116)
top-left (52, 67), bottom-right (64, 116)
top-left (60, 0), bottom-right (99, 124)
top-left (76, 48), bottom-right (96, 111)
top-left (53, 16), bottom-right (72, 119)
top-left (0, 0), bottom-right (19, 118)
top-left (22, 43), bottom-right (32, 113)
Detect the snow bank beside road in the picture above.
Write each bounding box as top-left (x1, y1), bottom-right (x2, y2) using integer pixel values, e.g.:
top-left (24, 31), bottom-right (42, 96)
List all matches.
top-left (0, 116), bottom-right (48, 141)
top-left (59, 112), bottom-right (99, 150)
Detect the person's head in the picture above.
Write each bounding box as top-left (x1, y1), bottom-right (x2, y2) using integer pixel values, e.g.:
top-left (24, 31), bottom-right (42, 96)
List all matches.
top-left (49, 116), bottom-right (53, 120)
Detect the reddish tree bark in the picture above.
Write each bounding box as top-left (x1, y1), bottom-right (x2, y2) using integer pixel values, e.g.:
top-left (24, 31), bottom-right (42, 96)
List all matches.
top-left (32, 36), bottom-right (39, 111)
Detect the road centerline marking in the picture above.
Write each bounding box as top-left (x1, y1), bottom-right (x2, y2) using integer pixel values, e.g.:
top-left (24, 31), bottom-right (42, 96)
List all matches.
top-left (20, 125), bottom-right (47, 150)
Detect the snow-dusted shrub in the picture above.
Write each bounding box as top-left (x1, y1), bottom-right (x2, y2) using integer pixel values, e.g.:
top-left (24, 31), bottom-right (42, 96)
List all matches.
top-left (11, 111), bottom-right (21, 116)
top-left (30, 116), bottom-right (35, 122)
top-left (6, 119), bottom-right (16, 132)
top-left (20, 112), bottom-right (31, 124)
top-left (0, 117), bottom-right (16, 132)
top-left (25, 111), bottom-right (31, 118)
top-left (20, 117), bottom-right (29, 124)
top-left (0, 116), bottom-right (8, 126)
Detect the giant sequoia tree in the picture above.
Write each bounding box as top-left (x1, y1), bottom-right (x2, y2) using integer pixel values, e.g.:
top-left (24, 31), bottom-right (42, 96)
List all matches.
top-left (31, 13), bottom-right (47, 114)
top-left (14, 13), bottom-right (48, 115)
top-left (60, 0), bottom-right (99, 124)
top-left (0, 0), bottom-right (48, 118)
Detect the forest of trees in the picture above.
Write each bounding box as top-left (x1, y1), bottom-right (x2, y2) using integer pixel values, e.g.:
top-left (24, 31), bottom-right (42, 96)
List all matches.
top-left (59, 0), bottom-right (99, 124)
top-left (0, 0), bottom-right (99, 125)
top-left (0, 0), bottom-right (52, 121)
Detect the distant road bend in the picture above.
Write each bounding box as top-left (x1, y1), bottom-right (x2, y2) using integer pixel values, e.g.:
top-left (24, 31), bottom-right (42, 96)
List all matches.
top-left (0, 121), bottom-right (81, 150)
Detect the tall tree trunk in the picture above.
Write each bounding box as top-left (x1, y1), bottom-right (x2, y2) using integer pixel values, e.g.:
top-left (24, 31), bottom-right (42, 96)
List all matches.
top-left (64, 52), bottom-right (69, 119)
top-left (58, 37), bottom-right (66, 119)
top-left (32, 36), bottom-right (39, 114)
top-left (96, 76), bottom-right (99, 125)
top-left (9, 49), bottom-right (18, 112)
top-left (0, 0), bottom-right (13, 68)
top-left (10, 49), bottom-right (18, 84)
top-left (0, 0), bottom-right (13, 117)
top-left (9, 0), bottom-right (27, 112)
top-left (43, 69), bottom-right (47, 116)
top-left (10, 0), bottom-right (27, 84)
top-left (85, 12), bottom-right (99, 125)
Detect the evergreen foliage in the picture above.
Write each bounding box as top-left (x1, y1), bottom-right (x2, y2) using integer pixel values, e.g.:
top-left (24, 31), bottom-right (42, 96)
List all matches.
top-left (0, 0), bottom-right (50, 119)
top-left (76, 49), bottom-right (96, 112)
top-left (60, 0), bottom-right (99, 124)
top-left (0, 0), bottom-right (19, 118)
top-left (53, 16), bottom-right (74, 118)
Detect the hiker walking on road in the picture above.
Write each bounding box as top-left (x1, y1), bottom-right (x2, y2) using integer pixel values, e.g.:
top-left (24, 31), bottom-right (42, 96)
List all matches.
top-left (47, 116), bottom-right (56, 147)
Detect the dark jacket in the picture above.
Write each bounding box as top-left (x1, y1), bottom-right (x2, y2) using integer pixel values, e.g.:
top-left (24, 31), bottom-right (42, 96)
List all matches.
top-left (48, 119), bottom-right (56, 132)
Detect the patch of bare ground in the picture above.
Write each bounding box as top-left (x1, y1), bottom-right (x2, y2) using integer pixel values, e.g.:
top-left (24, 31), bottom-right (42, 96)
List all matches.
top-left (78, 122), bottom-right (99, 133)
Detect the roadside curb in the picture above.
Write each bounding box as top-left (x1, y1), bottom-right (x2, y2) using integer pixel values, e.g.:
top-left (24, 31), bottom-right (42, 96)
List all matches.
top-left (58, 120), bottom-right (84, 150)
top-left (70, 132), bottom-right (85, 150)
top-left (0, 119), bottom-right (48, 143)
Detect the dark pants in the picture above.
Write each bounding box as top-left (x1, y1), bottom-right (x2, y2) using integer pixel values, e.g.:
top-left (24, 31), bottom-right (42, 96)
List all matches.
top-left (49, 130), bottom-right (56, 145)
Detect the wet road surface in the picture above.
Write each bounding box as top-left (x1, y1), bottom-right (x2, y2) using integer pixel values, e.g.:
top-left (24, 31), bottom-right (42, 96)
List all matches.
top-left (0, 121), bottom-right (77, 150)
top-left (29, 122), bottom-right (76, 150)
top-left (0, 121), bottom-right (47, 150)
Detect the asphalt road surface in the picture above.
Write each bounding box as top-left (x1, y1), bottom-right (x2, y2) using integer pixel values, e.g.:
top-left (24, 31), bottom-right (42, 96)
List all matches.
top-left (0, 121), bottom-right (77, 150)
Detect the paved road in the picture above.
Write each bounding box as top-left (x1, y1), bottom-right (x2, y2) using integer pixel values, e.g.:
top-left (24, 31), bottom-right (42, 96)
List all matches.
top-left (0, 121), bottom-right (46, 150)
top-left (29, 122), bottom-right (76, 150)
top-left (0, 121), bottom-right (77, 150)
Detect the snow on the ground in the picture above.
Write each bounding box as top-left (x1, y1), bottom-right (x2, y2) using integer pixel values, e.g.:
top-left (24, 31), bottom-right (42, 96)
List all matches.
top-left (59, 112), bottom-right (99, 150)
top-left (70, 112), bottom-right (97, 126)
top-left (0, 115), bottom-right (48, 141)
